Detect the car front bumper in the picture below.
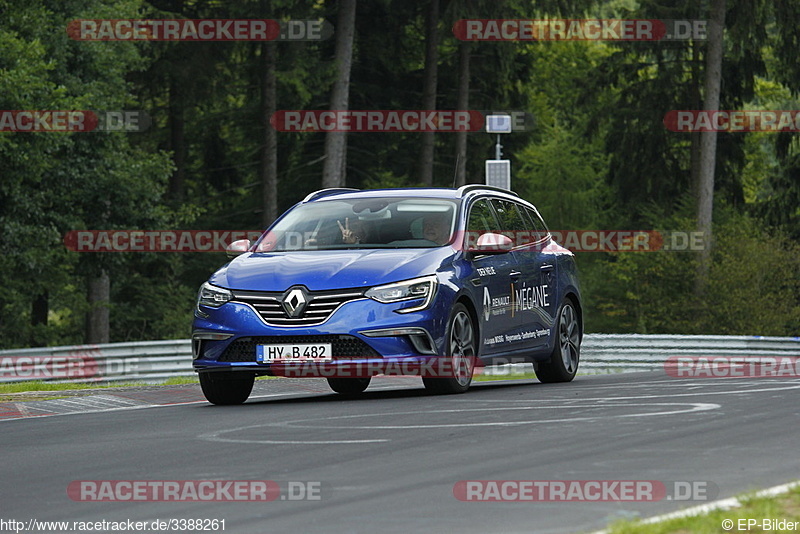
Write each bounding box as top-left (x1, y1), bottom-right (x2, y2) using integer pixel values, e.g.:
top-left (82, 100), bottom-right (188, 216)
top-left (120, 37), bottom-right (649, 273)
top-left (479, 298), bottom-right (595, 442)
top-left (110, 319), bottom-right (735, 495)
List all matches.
top-left (191, 293), bottom-right (455, 376)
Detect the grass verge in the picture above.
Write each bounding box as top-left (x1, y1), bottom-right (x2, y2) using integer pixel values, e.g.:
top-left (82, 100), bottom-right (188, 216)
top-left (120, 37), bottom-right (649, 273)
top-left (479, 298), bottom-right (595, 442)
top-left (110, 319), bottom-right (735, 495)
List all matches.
top-left (0, 376), bottom-right (198, 394)
top-left (604, 484), bottom-right (800, 533)
top-left (0, 375), bottom-right (284, 395)
top-left (474, 372), bottom-right (538, 381)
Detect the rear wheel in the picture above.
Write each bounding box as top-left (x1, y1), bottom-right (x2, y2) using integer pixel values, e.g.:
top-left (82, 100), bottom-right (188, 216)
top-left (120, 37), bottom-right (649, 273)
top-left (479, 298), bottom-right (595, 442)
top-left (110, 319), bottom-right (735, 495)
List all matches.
top-left (423, 303), bottom-right (476, 394)
top-left (199, 371), bottom-right (255, 405)
top-left (534, 298), bottom-right (580, 383)
top-left (327, 377), bottom-right (371, 395)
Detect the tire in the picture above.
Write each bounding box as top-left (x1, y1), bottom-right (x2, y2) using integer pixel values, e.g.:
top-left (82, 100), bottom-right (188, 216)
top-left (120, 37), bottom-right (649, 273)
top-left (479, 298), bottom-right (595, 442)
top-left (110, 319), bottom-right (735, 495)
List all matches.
top-left (199, 371), bottom-right (255, 405)
top-left (327, 377), bottom-right (371, 395)
top-left (423, 303), bottom-right (476, 394)
top-left (534, 298), bottom-right (581, 383)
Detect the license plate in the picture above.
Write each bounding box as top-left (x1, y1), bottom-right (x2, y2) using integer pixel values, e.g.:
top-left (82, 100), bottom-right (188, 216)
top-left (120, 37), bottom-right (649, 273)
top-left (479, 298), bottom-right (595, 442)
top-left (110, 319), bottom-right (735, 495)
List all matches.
top-left (256, 343), bottom-right (333, 362)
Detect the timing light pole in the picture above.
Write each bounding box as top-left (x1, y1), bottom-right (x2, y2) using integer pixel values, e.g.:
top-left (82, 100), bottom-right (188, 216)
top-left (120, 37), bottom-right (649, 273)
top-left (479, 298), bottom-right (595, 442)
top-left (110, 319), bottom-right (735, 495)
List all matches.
top-left (485, 114), bottom-right (512, 190)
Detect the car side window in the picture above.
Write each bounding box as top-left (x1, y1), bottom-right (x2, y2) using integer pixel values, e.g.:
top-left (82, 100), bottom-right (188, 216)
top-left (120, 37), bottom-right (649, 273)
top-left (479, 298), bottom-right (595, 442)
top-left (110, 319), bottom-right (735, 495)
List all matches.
top-left (465, 199), bottom-right (499, 248)
top-left (523, 206), bottom-right (549, 241)
top-left (467, 199), bottom-right (499, 233)
top-left (492, 198), bottom-right (529, 240)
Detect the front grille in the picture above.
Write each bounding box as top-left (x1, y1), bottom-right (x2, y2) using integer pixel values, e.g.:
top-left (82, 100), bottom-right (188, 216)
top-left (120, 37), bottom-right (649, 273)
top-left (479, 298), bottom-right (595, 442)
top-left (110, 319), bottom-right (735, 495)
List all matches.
top-left (218, 335), bottom-right (381, 362)
top-left (231, 288), bottom-right (366, 326)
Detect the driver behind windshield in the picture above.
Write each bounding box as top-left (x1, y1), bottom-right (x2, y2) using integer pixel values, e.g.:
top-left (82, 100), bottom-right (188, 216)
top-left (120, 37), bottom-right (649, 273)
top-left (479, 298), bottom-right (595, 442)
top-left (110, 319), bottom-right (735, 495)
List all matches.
top-left (304, 216), bottom-right (371, 247)
top-left (423, 214), bottom-right (450, 245)
top-left (338, 217), bottom-right (370, 244)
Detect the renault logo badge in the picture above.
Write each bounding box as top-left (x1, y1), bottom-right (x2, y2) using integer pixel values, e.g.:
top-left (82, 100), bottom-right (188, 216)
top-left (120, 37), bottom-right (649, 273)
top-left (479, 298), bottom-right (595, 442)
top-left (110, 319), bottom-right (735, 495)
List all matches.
top-left (281, 287), bottom-right (309, 318)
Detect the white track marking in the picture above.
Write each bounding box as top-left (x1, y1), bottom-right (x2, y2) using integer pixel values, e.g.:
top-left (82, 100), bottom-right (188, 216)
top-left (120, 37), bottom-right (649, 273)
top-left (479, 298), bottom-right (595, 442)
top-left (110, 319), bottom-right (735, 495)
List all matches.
top-left (199, 423), bottom-right (389, 445)
top-left (199, 403), bottom-right (719, 437)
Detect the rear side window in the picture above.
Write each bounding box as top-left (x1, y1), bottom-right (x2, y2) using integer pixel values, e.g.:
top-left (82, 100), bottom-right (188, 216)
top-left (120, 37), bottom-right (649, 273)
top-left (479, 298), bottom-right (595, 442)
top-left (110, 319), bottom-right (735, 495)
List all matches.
top-left (523, 206), bottom-right (549, 241)
top-left (490, 199), bottom-right (528, 233)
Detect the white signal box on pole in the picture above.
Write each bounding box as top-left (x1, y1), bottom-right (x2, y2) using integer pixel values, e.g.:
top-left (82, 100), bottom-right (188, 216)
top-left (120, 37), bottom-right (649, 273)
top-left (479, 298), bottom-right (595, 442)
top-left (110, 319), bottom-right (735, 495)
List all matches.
top-left (485, 160), bottom-right (511, 190)
top-left (485, 114), bottom-right (512, 190)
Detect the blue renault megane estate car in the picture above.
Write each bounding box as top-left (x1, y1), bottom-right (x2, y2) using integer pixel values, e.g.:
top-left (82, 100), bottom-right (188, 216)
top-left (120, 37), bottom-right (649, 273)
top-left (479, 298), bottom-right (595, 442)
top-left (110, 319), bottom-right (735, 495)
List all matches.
top-left (192, 185), bottom-right (582, 404)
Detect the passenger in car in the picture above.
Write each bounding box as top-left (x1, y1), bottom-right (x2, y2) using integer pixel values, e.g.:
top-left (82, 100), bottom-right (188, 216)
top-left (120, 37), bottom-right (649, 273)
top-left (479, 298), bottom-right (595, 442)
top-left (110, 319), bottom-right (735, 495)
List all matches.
top-left (423, 214), bottom-right (450, 245)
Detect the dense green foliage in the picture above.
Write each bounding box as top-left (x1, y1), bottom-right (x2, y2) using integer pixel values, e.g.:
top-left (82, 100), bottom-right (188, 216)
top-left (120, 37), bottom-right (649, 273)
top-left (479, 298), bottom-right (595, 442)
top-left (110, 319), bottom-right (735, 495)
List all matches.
top-left (1, 0), bottom-right (798, 348)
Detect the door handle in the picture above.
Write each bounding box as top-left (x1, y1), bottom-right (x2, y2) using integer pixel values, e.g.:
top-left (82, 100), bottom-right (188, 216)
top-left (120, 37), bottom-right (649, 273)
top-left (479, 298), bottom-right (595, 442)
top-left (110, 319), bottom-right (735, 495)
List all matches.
top-left (510, 271), bottom-right (522, 281)
top-left (540, 264), bottom-right (554, 272)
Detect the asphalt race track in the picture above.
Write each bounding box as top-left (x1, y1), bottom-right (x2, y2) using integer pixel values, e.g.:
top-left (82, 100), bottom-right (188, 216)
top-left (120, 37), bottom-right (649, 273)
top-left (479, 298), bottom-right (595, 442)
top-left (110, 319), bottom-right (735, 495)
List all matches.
top-left (2, 372), bottom-right (799, 533)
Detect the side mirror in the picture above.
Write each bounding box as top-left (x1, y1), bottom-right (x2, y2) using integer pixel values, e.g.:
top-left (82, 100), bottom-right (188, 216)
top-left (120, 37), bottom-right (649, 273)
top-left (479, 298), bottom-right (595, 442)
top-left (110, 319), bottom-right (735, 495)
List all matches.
top-left (466, 232), bottom-right (514, 256)
top-left (226, 239), bottom-right (251, 259)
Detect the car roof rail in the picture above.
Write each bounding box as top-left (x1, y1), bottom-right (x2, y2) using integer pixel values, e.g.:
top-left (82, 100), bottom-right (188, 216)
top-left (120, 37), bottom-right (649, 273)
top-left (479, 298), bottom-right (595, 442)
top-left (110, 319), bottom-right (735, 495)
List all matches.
top-left (302, 188), bottom-right (361, 203)
top-left (456, 184), bottom-right (519, 198)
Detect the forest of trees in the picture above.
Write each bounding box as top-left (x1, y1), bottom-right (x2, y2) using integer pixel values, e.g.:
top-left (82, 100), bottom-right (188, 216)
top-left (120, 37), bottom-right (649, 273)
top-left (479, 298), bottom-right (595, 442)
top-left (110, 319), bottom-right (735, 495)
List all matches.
top-left (1, 0), bottom-right (798, 350)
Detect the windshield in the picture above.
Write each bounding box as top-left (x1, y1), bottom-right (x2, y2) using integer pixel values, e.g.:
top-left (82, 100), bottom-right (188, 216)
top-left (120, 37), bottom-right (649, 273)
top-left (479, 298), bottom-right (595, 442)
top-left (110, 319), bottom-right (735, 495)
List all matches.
top-left (255, 197), bottom-right (459, 252)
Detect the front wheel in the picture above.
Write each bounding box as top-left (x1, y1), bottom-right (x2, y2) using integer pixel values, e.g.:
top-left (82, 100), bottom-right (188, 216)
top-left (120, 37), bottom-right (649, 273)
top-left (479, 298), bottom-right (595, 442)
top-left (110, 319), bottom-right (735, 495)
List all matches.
top-left (327, 377), bottom-right (371, 395)
top-left (534, 298), bottom-right (581, 383)
top-left (199, 371), bottom-right (255, 405)
top-left (423, 303), bottom-right (476, 394)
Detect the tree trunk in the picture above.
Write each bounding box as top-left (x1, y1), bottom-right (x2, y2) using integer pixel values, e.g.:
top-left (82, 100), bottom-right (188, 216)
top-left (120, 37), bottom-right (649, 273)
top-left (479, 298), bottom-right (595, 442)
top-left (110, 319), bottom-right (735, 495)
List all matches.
top-left (261, 40), bottom-right (278, 227)
top-left (168, 75), bottom-right (186, 201)
top-left (416, 0), bottom-right (439, 186)
top-left (454, 41), bottom-right (470, 187)
top-left (695, 0), bottom-right (726, 294)
top-left (31, 292), bottom-right (48, 326)
top-left (322, 0), bottom-right (357, 188)
top-left (689, 41), bottom-right (701, 200)
top-left (85, 270), bottom-right (110, 344)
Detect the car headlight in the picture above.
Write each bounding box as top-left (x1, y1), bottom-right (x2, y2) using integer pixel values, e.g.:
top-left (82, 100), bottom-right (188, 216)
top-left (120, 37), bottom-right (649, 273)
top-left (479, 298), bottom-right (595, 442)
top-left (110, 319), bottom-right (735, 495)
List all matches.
top-left (365, 275), bottom-right (438, 314)
top-left (196, 282), bottom-right (233, 309)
